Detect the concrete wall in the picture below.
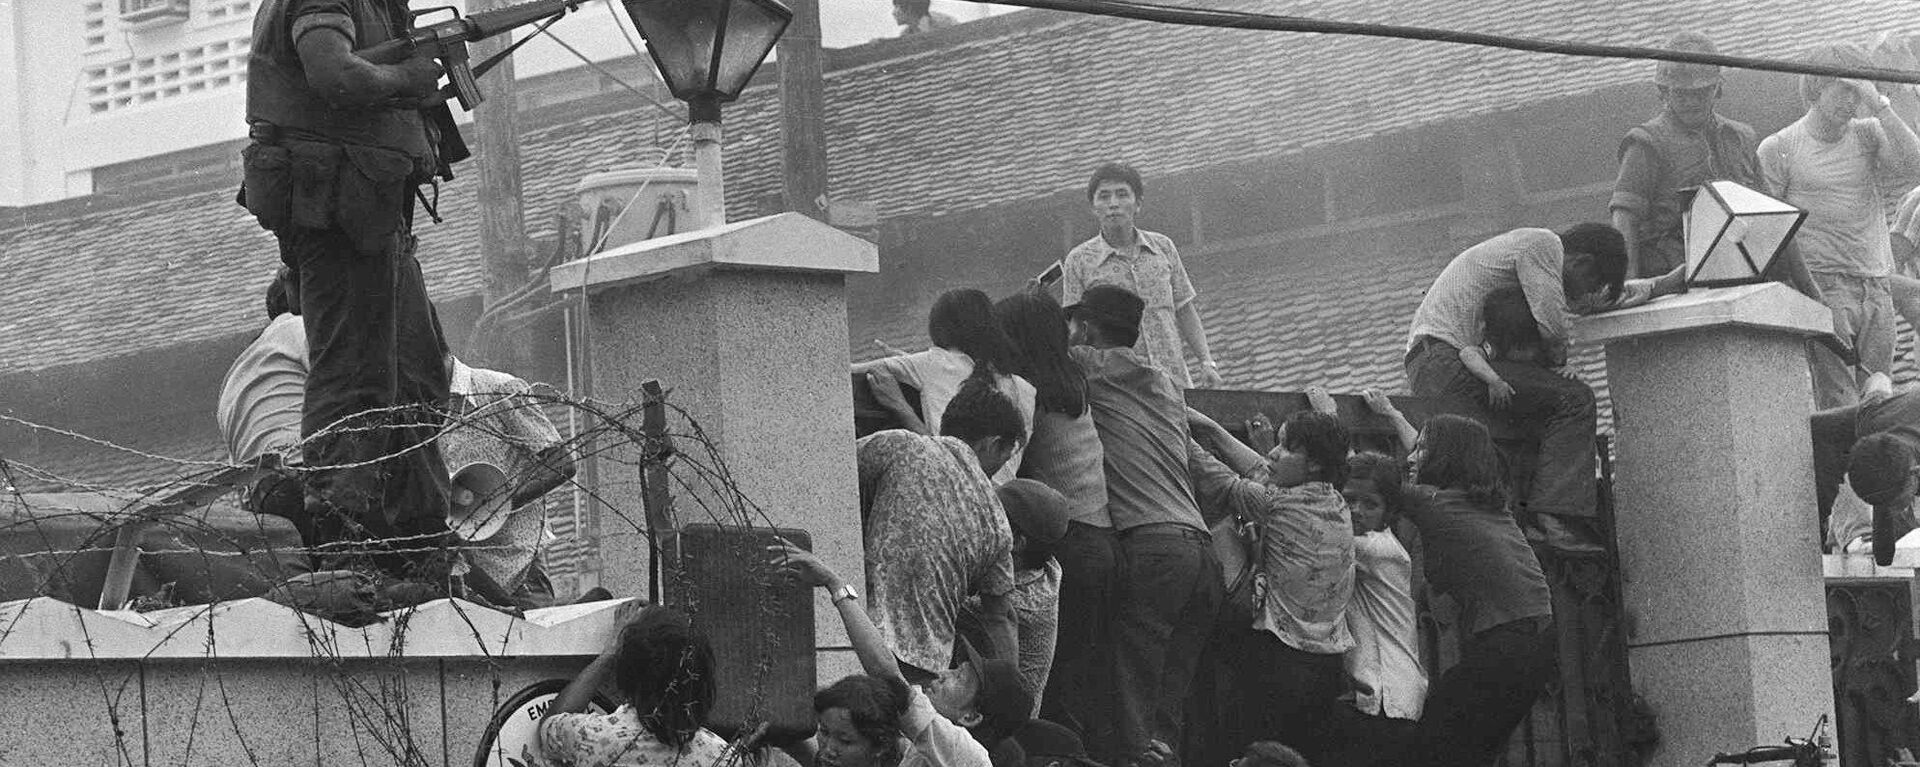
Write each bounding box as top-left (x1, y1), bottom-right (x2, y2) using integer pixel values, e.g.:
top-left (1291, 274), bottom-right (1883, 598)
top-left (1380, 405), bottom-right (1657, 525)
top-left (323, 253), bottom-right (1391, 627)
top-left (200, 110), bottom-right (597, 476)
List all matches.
top-left (0, 596), bottom-right (630, 766)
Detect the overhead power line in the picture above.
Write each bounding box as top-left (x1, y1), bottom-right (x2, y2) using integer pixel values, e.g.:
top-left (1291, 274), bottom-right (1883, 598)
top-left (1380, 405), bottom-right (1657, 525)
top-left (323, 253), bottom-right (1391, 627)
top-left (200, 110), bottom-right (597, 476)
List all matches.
top-left (958, 0), bottom-right (1920, 85)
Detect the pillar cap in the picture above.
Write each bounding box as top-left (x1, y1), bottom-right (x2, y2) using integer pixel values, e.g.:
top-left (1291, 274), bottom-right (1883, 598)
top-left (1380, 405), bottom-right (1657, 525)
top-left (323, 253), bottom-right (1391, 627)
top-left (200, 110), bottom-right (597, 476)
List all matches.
top-left (549, 212), bottom-right (879, 293)
top-left (1574, 282), bottom-right (1833, 344)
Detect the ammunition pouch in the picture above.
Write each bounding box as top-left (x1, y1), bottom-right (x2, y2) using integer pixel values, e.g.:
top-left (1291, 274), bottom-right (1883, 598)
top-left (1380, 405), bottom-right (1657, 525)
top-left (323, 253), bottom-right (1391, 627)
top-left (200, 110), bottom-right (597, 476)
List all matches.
top-left (237, 129), bottom-right (435, 255)
top-left (238, 143), bottom-right (293, 233)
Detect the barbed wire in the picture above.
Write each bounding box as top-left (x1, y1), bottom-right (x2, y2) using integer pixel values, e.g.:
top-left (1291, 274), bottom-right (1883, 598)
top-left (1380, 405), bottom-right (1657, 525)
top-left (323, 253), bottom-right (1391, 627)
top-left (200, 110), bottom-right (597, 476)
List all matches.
top-left (0, 381), bottom-right (804, 766)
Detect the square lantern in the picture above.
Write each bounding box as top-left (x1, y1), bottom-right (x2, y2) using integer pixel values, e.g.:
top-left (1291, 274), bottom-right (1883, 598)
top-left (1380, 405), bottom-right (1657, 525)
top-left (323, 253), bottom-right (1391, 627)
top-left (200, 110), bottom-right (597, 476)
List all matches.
top-left (1683, 180), bottom-right (1808, 287)
top-left (621, 0), bottom-right (793, 113)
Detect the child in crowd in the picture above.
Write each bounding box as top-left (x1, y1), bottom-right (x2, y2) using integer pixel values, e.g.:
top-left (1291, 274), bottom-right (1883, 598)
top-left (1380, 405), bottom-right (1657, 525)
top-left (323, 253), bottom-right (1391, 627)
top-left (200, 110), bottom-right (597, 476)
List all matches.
top-left (539, 606), bottom-right (731, 767)
top-left (774, 539), bottom-right (1033, 767)
top-left (1372, 410), bottom-right (1558, 767)
top-left (1477, 284), bottom-right (1608, 553)
top-left (1285, 387), bottom-right (1427, 767)
top-left (1232, 741), bottom-right (1310, 767)
top-left (1185, 408), bottom-right (1355, 767)
top-left (1481, 285), bottom-right (1550, 367)
top-left (1329, 446), bottom-right (1426, 767)
top-left (961, 479), bottom-right (1070, 716)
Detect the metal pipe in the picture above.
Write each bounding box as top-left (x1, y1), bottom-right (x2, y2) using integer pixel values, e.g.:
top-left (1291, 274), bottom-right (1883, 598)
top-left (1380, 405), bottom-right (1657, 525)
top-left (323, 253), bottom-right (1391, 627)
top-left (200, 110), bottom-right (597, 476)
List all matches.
top-left (691, 120), bottom-right (727, 228)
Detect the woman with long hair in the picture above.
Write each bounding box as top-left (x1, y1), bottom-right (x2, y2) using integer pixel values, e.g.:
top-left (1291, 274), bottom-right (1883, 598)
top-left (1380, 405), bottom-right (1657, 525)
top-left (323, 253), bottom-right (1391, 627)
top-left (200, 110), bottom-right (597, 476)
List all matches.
top-left (1185, 408), bottom-right (1356, 766)
top-left (856, 288), bottom-right (1037, 482)
top-left (540, 606), bottom-right (730, 766)
top-left (991, 288), bottom-right (1116, 748)
top-left (1390, 413), bottom-right (1556, 767)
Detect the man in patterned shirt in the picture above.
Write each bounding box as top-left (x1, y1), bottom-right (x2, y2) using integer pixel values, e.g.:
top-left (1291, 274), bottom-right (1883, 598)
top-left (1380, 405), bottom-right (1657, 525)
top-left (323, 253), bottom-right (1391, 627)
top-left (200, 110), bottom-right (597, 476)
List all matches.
top-left (1063, 163), bottom-right (1224, 389)
top-left (861, 377), bottom-right (1024, 679)
top-left (439, 354), bottom-right (577, 608)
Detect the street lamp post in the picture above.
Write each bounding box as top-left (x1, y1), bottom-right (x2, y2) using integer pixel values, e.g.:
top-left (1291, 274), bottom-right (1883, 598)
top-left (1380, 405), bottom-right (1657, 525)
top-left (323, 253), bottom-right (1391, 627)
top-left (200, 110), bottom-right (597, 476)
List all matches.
top-left (620, 0), bottom-right (793, 228)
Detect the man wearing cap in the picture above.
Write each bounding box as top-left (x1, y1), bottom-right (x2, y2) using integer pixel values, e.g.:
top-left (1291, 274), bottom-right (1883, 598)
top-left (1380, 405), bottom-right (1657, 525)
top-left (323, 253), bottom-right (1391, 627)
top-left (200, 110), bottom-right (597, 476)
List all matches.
top-left (1611, 32), bottom-right (1822, 297)
top-left (1761, 42), bottom-right (1920, 410)
top-left (1066, 284), bottom-right (1222, 767)
top-left (1064, 163), bottom-right (1224, 389)
top-left (961, 479), bottom-right (1070, 717)
top-left (1812, 388), bottom-right (1920, 565)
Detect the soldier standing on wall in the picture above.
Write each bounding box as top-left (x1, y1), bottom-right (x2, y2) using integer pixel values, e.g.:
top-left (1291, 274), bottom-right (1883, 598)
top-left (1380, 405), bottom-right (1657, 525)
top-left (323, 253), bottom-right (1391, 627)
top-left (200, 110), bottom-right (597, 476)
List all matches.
top-left (239, 0), bottom-right (461, 599)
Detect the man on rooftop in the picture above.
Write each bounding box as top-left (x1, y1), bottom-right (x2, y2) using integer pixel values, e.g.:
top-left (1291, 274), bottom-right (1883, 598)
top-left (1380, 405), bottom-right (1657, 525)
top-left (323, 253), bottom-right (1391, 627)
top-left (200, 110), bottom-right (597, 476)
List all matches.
top-left (1064, 163), bottom-right (1224, 390)
top-left (1610, 32), bottom-right (1821, 297)
top-left (1760, 42), bottom-right (1920, 410)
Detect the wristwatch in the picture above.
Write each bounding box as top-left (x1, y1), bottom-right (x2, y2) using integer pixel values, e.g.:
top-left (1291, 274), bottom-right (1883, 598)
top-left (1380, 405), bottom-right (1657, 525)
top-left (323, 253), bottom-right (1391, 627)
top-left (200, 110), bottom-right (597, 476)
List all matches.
top-left (831, 583), bottom-right (860, 605)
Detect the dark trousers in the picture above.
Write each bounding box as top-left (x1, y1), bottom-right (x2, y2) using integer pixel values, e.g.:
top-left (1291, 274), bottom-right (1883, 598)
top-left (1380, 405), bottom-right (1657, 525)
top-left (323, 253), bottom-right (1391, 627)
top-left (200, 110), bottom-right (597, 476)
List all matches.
top-left (1405, 339), bottom-right (1597, 519)
top-left (1393, 617), bottom-right (1557, 767)
top-left (282, 226), bottom-right (453, 579)
top-left (1326, 707), bottom-right (1419, 767)
top-left (1187, 626), bottom-right (1344, 767)
top-left (1114, 523), bottom-right (1223, 766)
top-left (1042, 522), bottom-right (1121, 750)
top-left (1244, 635), bottom-right (1344, 764)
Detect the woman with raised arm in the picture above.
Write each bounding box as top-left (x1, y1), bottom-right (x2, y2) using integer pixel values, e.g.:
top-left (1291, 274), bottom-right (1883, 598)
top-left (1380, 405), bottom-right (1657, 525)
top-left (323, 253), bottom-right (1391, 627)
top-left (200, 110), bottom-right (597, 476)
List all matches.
top-left (539, 605), bottom-right (730, 767)
top-left (1184, 406), bottom-right (1356, 766)
top-left (771, 539), bottom-right (1014, 767)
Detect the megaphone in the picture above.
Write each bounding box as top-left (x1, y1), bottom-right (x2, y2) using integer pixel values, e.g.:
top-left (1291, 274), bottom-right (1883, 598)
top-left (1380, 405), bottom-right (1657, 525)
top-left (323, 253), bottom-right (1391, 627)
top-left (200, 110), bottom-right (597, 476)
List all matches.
top-left (448, 462), bottom-right (514, 542)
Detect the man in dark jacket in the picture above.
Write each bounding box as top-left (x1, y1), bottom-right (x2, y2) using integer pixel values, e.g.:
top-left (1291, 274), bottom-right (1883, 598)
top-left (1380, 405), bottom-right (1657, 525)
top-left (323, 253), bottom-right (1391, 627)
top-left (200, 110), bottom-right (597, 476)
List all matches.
top-left (241, 0), bottom-right (455, 586)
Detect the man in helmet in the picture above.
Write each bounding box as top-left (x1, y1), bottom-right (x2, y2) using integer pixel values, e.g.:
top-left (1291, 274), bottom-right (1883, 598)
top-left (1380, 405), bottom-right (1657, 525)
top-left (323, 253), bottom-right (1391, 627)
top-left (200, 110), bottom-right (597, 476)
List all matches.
top-left (1611, 32), bottom-right (1820, 298)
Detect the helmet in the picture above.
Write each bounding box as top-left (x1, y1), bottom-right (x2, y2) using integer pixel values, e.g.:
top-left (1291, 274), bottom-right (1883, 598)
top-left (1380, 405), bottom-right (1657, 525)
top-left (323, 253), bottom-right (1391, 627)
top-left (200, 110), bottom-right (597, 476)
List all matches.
top-left (1655, 32), bottom-right (1723, 89)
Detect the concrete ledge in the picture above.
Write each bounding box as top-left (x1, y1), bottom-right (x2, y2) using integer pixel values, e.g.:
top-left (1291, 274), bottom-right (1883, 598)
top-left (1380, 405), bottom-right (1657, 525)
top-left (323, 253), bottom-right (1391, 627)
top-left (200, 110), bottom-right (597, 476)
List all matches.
top-left (548, 212), bottom-right (879, 293)
top-left (1575, 283), bottom-right (1833, 345)
top-left (0, 596), bottom-right (637, 661)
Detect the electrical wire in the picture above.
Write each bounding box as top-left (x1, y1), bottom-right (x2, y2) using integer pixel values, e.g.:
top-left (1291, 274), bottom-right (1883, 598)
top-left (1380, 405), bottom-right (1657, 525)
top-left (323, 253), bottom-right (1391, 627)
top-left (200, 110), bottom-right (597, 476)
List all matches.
top-left (535, 27), bottom-right (687, 122)
top-left (953, 0), bottom-right (1920, 84)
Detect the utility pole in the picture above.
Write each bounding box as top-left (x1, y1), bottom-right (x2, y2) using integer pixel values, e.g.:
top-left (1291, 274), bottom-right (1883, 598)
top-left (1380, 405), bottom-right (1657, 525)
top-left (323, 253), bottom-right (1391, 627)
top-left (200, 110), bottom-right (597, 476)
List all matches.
top-left (778, 0), bottom-right (828, 221)
top-left (468, 0), bottom-right (532, 367)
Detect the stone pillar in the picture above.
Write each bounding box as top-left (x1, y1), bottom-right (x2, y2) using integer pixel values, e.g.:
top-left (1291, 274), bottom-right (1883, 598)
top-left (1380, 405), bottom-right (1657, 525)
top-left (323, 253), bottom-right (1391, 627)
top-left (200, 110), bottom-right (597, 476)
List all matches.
top-left (1576, 283), bottom-right (1837, 766)
top-left (549, 212), bottom-right (877, 685)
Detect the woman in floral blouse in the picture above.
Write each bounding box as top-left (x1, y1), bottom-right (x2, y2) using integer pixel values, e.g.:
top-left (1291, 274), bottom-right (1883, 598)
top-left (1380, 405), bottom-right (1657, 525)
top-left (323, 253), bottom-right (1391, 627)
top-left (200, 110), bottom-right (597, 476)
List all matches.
top-left (540, 606), bottom-right (731, 767)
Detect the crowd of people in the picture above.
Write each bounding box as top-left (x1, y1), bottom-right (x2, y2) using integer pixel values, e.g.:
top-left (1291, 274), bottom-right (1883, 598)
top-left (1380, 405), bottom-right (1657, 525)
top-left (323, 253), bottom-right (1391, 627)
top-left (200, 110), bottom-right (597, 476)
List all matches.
top-left (227, 4), bottom-right (1920, 763)
top-left (532, 247), bottom-right (1594, 767)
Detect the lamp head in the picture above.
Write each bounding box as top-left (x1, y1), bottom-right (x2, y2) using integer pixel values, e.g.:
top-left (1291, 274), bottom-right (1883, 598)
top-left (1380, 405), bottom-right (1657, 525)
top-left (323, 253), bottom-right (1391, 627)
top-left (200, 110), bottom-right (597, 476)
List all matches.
top-left (620, 0), bottom-right (793, 115)
top-left (1682, 180), bottom-right (1807, 287)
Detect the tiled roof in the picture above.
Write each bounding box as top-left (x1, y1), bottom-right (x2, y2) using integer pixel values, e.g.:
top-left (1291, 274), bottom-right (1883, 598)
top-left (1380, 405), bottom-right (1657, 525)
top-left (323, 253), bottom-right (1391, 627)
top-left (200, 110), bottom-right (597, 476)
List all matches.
top-left (5, 0), bottom-right (1910, 376)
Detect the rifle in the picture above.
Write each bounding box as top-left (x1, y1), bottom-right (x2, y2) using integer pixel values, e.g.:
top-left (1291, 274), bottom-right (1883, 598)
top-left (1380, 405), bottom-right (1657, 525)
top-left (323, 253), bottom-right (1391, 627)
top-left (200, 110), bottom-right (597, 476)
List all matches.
top-left (355, 0), bottom-right (582, 179)
top-left (357, 0), bottom-right (584, 110)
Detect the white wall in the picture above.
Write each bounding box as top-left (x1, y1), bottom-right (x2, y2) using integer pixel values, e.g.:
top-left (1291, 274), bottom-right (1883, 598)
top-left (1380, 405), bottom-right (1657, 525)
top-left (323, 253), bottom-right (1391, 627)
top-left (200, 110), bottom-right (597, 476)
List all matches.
top-left (0, 0), bottom-right (1013, 207)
